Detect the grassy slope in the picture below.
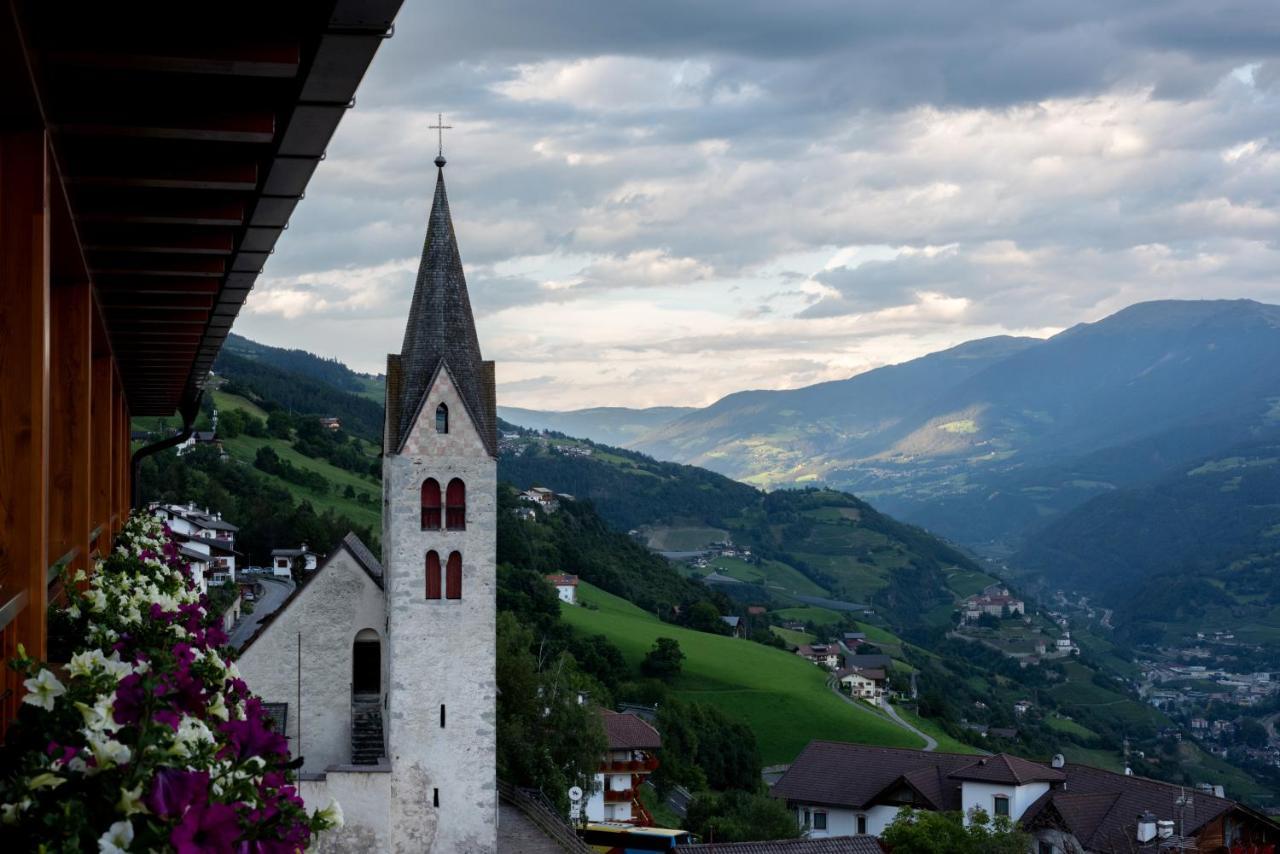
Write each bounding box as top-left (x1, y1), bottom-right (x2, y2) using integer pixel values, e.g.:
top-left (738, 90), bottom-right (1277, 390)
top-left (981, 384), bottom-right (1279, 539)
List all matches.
top-left (561, 582), bottom-right (923, 763)
top-left (218, 435), bottom-right (381, 531)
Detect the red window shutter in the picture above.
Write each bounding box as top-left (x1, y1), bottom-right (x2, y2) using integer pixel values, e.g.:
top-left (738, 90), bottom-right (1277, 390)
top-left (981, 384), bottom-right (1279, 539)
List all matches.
top-left (446, 552), bottom-right (462, 599)
top-left (426, 551), bottom-right (442, 600)
top-left (445, 479), bottom-right (466, 531)
top-left (421, 478), bottom-right (442, 529)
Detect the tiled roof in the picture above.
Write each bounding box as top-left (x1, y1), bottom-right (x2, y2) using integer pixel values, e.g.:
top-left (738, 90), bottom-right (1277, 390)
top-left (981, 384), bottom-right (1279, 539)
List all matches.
top-left (391, 164), bottom-right (496, 457)
top-left (545, 574), bottom-right (578, 586)
top-left (1020, 763), bottom-right (1243, 852)
top-left (843, 654), bottom-right (892, 669)
top-left (601, 710), bottom-right (662, 750)
top-left (688, 837), bottom-right (883, 854)
top-left (343, 532), bottom-right (383, 588)
top-left (771, 742), bottom-right (976, 811)
top-left (949, 754), bottom-right (1065, 785)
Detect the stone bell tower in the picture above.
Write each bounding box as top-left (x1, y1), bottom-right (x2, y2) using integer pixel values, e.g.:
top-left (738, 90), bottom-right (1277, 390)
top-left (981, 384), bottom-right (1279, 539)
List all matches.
top-left (381, 149), bottom-right (498, 853)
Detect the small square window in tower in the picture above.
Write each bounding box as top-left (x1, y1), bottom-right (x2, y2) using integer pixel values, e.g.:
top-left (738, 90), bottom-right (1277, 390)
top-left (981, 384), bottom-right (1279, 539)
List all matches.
top-left (421, 478), bottom-right (442, 530)
top-left (445, 478), bottom-right (466, 530)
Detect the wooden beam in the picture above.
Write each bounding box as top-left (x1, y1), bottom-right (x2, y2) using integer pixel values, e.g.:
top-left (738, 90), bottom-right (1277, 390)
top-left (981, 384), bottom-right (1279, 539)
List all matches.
top-left (94, 277), bottom-right (222, 295)
top-left (102, 307), bottom-right (210, 324)
top-left (90, 325), bottom-right (112, 558)
top-left (48, 281), bottom-right (93, 574)
top-left (91, 255), bottom-right (226, 277)
top-left (57, 110), bottom-right (275, 144)
top-left (77, 199), bottom-right (245, 226)
top-left (97, 293), bottom-right (216, 310)
top-left (67, 163), bottom-right (258, 192)
top-left (0, 131), bottom-right (51, 667)
top-left (46, 43), bottom-right (301, 78)
top-left (84, 229), bottom-right (235, 256)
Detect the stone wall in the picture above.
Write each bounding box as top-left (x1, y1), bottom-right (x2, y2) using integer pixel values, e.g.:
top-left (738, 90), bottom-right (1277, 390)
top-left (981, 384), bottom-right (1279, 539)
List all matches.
top-left (301, 768), bottom-right (392, 853)
top-left (385, 367), bottom-right (498, 853)
top-left (236, 547), bottom-right (386, 774)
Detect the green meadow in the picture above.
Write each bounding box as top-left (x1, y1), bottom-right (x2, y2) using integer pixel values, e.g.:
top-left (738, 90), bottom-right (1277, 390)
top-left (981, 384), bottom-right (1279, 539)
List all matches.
top-left (561, 582), bottom-right (924, 763)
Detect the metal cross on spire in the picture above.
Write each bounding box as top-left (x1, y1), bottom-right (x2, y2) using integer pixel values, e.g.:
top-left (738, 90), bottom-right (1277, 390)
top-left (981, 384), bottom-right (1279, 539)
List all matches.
top-left (430, 112), bottom-right (452, 164)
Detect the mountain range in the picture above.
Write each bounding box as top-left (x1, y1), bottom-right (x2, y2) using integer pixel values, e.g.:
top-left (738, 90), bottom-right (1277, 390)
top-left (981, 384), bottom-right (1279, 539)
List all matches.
top-left (504, 299), bottom-right (1280, 609)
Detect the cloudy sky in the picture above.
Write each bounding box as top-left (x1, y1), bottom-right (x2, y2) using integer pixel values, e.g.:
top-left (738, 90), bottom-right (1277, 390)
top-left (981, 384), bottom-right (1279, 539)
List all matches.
top-left (237, 1), bottom-right (1280, 409)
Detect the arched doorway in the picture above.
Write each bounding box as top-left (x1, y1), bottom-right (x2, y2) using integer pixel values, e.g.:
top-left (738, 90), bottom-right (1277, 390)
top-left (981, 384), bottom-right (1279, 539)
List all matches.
top-left (352, 629), bottom-right (381, 695)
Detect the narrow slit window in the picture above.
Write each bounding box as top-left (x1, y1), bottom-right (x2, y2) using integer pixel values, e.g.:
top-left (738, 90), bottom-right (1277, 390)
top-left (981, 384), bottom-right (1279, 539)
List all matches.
top-left (446, 552), bottom-right (462, 600)
top-left (421, 478), bottom-right (441, 530)
top-left (435, 403), bottom-right (448, 433)
top-left (426, 551), bottom-right (441, 600)
top-left (433, 788), bottom-right (440, 808)
top-left (440, 704), bottom-right (446, 728)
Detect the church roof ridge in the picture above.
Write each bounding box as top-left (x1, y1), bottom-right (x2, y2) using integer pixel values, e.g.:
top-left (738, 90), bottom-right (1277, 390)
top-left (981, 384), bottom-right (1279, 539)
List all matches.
top-left (388, 163), bottom-right (497, 456)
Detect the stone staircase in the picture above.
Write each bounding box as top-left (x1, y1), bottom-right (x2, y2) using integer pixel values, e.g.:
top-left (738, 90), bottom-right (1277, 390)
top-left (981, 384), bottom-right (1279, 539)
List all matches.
top-left (351, 693), bottom-right (385, 765)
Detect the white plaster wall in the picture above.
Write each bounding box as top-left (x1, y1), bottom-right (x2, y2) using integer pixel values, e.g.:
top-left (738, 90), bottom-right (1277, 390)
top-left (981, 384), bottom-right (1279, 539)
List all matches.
top-left (960, 780), bottom-right (1048, 824)
top-left (385, 368), bottom-right (497, 854)
top-left (795, 804), bottom-right (900, 838)
top-left (301, 770), bottom-right (392, 853)
top-left (236, 549), bottom-right (386, 774)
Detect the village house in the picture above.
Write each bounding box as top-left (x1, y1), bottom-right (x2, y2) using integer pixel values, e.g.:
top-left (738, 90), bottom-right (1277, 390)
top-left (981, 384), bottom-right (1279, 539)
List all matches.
top-left (271, 544), bottom-right (319, 577)
top-left (842, 631), bottom-right (868, 650)
top-left (722, 615), bottom-right (744, 637)
top-left (318, 416), bottom-right (342, 431)
top-left (961, 587), bottom-right (1026, 621)
top-left (545, 573), bottom-right (579, 604)
top-left (844, 653), bottom-right (893, 673)
top-left (772, 742), bottom-right (1280, 852)
top-left (1014, 699), bottom-right (1034, 716)
top-left (587, 711), bottom-right (662, 825)
top-left (520, 486), bottom-right (559, 510)
top-left (151, 502), bottom-right (240, 581)
top-left (796, 643), bottom-right (842, 669)
top-left (836, 667), bottom-right (886, 703)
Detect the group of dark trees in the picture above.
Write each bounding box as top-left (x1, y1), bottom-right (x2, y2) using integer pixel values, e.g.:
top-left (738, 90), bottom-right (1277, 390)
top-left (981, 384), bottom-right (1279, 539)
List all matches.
top-left (135, 444), bottom-right (378, 565)
top-left (253, 446), bottom-right (331, 494)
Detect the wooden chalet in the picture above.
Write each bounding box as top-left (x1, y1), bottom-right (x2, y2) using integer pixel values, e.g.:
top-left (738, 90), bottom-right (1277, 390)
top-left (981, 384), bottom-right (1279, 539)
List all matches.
top-left (0, 0), bottom-right (402, 733)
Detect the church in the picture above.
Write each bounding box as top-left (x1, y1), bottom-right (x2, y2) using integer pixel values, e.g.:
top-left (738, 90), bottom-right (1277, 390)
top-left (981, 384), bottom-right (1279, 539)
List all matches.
top-left (237, 149), bottom-right (499, 853)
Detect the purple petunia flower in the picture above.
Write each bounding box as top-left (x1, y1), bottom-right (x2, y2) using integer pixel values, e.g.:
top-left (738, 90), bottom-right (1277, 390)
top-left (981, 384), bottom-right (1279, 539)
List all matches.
top-left (171, 801), bottom-right (241, 854)
top-left (146, 768), bottom-right (209, 819)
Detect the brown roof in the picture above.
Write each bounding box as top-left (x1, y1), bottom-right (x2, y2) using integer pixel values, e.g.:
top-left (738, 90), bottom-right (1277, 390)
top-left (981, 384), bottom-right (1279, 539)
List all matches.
top-left (545, 574), bottom-right (579, 586)
top-left (1019, 763), bottom-right (1251, 852)
top-left (601, 710), bottom-right (661, 750)
top-left (689, 837), bottom-right (883, 854)
top-left (771, 741), bottom-right (977, 811)
top-left (949, 754), bottom-right (1064, 785)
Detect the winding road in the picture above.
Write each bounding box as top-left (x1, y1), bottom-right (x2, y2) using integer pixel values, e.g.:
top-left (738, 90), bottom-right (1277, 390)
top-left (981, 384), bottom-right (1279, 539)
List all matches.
top-left (228, 576), bottom-right (295, 649)
top-left (826, 677), bottom-right (938, 751)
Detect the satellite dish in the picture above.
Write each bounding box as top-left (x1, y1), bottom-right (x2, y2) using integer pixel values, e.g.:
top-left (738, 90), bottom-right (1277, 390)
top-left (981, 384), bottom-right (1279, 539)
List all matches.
top-left (1051, 754), bottom-right (1066, 768)
top-left (568, 786), bottom-right (583, 803)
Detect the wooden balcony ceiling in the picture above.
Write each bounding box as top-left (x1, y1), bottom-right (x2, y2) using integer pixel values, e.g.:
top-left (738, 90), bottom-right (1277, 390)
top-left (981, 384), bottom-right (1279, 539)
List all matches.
top-left (17, 1), bottom-right (402, 415)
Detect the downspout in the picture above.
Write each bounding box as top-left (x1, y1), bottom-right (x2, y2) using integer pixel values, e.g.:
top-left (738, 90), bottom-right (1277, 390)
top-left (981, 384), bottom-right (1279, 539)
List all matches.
top-left (130, 391), bottom-right (203, 509)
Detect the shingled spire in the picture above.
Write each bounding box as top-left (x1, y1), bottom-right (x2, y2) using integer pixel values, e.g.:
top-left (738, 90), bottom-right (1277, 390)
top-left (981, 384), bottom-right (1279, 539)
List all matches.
top-left (386, 156), bottom-right (496, 456)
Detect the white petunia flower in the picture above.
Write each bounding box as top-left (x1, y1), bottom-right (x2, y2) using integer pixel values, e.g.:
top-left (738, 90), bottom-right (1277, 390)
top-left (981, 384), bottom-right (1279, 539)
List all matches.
top-left (22, 669), bottom-right (66, 711)
top-left (316, 798), bottom-right (345, 829)
top-left (1, 798), bottom-right (32, 824)
top-left (116, 783), bottom-right (147, 818)
top-left (86, 733), bottom-right (131, 769)
top-left (98, 819), bottom-right (134, 854)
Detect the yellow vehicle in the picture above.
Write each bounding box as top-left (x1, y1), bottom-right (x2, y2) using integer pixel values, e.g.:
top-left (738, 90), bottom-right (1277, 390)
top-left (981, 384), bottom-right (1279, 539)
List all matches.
top-left (579, 823), bottom-right (697, 852)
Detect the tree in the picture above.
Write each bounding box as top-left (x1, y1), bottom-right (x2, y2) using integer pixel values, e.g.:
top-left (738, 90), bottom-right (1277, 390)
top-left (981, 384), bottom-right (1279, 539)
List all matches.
top-left (343, 484), bottom-right (356, 499)
top-left (1239, 717), bottom-right (1268, 748)
top-left (495, 612), bottom-right (606, 812)
top-left (219, 408), bottom-right (244, 438)
top-left (686, 600), bottom-right (729, 634)
top-left (641, 637), bottom-right (685, 681)
top-left (267, 410), bottom-right (292, 439)
top-left (881, 808), bottom-right (1030, 854)
top-left (685, 791), bottom-right (798, 843)
top-left (243, 414), bottom-right (267, 437)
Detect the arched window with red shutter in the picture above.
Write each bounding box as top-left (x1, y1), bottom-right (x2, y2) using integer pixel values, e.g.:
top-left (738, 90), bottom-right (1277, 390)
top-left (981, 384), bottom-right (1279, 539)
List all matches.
top-left (421, 478), bottom-right (441, 530)
top-left (426, 551), bottom-right (441, 600)
top-left (446, 552), bottom-right (462, 599)
top-left (445, 478), bottom-right (466, 531)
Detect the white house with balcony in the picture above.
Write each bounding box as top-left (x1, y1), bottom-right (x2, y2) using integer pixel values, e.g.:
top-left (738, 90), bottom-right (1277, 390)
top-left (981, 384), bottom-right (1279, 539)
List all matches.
top-left (587, 711), bottom-right (662, 825)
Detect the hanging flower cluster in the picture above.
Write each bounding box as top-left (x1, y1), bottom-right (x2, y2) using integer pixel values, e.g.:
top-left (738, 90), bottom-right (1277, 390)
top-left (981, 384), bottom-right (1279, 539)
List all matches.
top-left (0, 512), bottom-right (341, 853)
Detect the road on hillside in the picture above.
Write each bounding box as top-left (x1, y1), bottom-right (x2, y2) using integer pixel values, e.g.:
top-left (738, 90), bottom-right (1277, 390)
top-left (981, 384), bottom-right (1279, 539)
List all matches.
top-left (882, 699), bottom-right (938, 752)
top-left (826, 677), bottom-right (938, 751)
top-left (228, 576), bottom-right (294, 649)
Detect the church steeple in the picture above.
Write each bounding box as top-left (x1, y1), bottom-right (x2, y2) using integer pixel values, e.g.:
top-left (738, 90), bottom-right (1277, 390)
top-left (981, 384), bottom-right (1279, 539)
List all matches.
top-left (386, 159), bottom-right (496, 456)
